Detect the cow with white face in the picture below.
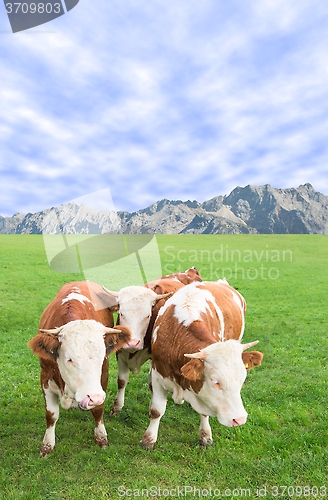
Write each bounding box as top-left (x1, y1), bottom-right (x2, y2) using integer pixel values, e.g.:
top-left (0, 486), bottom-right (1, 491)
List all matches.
top-left (98, 282), bottom-right (179, 415)
top-left (140, 280), bottom-right (263, 450)
top-left (98, 269), bottom-right (202, 416)
top-left (29, 281), bottom-right (131, 457)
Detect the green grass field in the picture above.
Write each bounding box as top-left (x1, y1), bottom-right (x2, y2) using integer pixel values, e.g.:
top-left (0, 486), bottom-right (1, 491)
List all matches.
top-left (0, 234), bottom-right (327, 500)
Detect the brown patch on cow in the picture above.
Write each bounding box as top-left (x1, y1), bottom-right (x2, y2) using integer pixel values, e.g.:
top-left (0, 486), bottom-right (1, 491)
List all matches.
top-left (150, 407), bottom-right (161, 420)
top-left (140, 431), bottom-right (155, 450)
top-left (148, 382), bottom-right (153, 393)
top-left (117, 377), bottom-right (126, 390)
top-left (152, 312), bottom-right (213, 393)
top-left (38, 281), bottom-right (114, 331)
top-left (180, 359), bottom-right (204, 381)
top-left (45, 410), bottom-right (56, 428)
top-left (101, 357), bottom-right (109, 392)
top-left (242, 351), bottom-right (263, 370)
top-left (90, 404), bottom-right (105, 429)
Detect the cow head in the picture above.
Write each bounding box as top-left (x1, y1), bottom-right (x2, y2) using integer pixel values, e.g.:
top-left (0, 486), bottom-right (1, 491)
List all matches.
top-left (181, 340), bottom-right (262, 427)
top-left (29, 319), bottom-right (130, 409)
top-left (101, 286), bottom-right (172, 351)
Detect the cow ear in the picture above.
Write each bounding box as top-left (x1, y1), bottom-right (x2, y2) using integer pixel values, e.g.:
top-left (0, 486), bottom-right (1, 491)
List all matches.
top-left (104, 325), bottom-right (131, 355)
top-left (153, 283), bottom-right (164, 295)
top-left (28, 332), bottom-right (61, 361)
top-left (92, 288), bottom-right (119, 311)
top-left (181, 358), bottom-right (204, 381)
top-left (242, 351), bottom-right (263, 370)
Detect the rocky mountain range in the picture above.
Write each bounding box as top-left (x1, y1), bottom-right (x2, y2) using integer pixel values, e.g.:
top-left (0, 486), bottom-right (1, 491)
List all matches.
top-left (1, 183), bottom-right (327, 235)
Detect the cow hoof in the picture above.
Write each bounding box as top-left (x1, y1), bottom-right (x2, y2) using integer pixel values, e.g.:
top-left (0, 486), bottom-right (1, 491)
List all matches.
top-left (110, 407), bottom-right (121, 416)
top-left (95, 437), bottom-right (109, 449)
top-left (199, 438), bottom-right (213, 448)
top-left (140, 440), bottom-right (155, 451)
top-left (39, 443), bottom-right (53, 458)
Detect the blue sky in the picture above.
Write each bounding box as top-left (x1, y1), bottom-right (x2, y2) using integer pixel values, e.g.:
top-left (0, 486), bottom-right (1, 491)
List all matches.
top-left (1, 0), bottom-right (328, 217)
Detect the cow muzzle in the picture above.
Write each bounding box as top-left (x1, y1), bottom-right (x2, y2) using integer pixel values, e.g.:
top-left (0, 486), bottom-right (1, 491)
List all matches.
top-left (123, 339), bottom-right (143, 351)
top-left (231, 416), bottom-right (247, 427)
top-left (79, 394), bottom-right (105, 410)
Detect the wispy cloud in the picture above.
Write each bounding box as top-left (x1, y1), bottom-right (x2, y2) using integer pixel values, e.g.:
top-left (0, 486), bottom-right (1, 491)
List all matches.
top-left (0, 0), bottom-right (328, 216)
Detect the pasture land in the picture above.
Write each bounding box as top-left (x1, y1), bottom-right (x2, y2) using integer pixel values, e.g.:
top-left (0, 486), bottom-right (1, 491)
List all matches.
top-left (0, 234), bottom-right (327, 499)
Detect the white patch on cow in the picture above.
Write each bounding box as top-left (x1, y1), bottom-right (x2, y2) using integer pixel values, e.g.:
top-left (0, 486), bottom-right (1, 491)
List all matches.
top-left (230, 290), bottom-right (245, 340)
top-left (61, 293), bottom-right (93, 306)
top-left (48, 379), bottom-right (74, 409)
top-left (204, 293), bottom-right (225, 340)
top-left (41, 385), bottom-right (60, 451)
top-left (156, 286), bottom-right (200, 325)
top-left (172, 385), bottom-right (185, 404)
top-left (230, 289), bottom-right (242, 310)
top-left (164, 285), bottom-right (220, 328)
top-left (152, 326), bottom-right (159, 344)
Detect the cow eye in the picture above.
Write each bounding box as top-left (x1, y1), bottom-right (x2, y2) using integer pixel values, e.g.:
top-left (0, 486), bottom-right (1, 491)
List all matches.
top-left (67, 359), bottom-right (73, 365)
top-left (211, 379), bottom-right (220, 388)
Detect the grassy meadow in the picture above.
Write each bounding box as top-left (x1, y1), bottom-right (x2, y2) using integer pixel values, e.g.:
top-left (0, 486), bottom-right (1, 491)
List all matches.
top-left (0, 234), bottom-right (327, 499)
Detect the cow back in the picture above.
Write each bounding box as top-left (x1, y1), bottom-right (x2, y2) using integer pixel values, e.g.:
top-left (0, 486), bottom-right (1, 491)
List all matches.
top-left (39, 281), bottom-right (114, 331)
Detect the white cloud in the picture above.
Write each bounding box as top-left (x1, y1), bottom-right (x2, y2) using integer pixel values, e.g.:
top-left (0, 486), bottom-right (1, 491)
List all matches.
top-left (0, 0), bottom-right (328, 216)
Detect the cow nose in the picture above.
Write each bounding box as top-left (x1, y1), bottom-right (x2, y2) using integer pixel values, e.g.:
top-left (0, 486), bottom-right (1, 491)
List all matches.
top-left (124, 339), bottom-right (142, 350)
top-left (88, 394), bottom-right (105, 407)
top-left (231, 417), bottom-right (247, 427)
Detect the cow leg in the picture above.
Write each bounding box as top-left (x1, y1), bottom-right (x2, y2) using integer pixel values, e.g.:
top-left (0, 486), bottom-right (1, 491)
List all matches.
top-left (147, 360), bottom-right (153, 393)
top-left (110, 353), bottom-right (129, 415)
top-left (40, 387), bottom-right (59, 458)
top-left (199, 414), bottom-right (213, 448)
top-left (140, 371), bottom-right (168, 450)
top-left (91, 404), bottom-right (108, 448)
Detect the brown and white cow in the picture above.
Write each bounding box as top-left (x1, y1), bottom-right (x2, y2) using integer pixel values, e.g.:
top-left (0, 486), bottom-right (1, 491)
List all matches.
top-left (29, 281), bottom-right (131, 457)
top-left (98, 268), bottom-right (202, 415)
top-left (140, 280), bottom-right (263, 450)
